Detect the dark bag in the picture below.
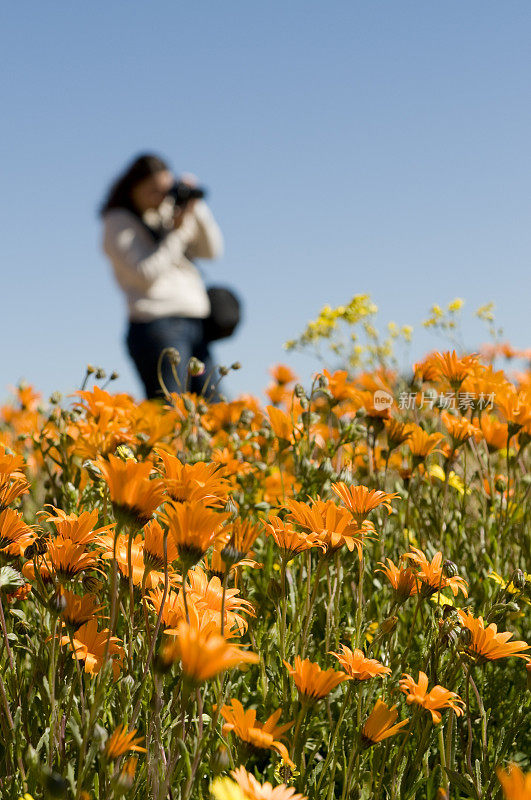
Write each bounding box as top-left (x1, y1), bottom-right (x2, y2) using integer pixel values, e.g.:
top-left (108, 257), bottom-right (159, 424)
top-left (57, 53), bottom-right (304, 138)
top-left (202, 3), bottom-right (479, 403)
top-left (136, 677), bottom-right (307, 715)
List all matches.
top-left (204, 286), bottom-right (241, 342)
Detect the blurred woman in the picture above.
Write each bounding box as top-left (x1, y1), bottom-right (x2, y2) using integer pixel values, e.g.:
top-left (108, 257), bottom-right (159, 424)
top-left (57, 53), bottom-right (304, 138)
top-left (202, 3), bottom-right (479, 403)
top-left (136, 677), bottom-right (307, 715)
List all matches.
top-left (100, 153), bottom-right (223, 399)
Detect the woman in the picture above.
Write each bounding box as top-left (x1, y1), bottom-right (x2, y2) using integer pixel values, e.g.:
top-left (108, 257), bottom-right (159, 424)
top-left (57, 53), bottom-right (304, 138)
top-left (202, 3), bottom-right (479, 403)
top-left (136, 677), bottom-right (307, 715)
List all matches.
top-left (101, 153), bottom-right (224, 399)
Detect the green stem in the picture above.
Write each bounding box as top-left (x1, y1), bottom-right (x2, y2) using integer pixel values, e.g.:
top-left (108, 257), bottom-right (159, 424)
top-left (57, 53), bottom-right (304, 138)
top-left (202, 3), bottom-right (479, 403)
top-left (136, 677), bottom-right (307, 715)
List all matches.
top-left (438, 723), bottom-right (448, 791)
top-left (316, 684), bottom-right (352, 793)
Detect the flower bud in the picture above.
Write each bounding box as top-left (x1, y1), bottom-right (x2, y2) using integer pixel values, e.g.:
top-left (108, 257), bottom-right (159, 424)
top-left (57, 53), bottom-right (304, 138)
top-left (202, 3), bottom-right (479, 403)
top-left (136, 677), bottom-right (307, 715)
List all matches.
top-left (224, 498), bottom-right (239, 516)
top-left (486, 602), bottom-right (519, 623)
top-left (320, 458), bottom-right (335, 478)
top-left (220, 545), bottom-right (241, 567)
top-left (211, 745), bottom-right (231, 775)
top-left (294, 383), bottom-right (306, 399)
top-left (188, 357), bottom-right (205, 377)
top-left (338, 467), bottom-right (354, 485)
top-left (218, 365), bottom-right (230, 377)
top-left (95, 368), bottom-right (106, 380)
top-left (459, 627), bottom-right (472, 647)
top-left (267, 578), bottom-right (283, 604)
top-left (231, 362), bottom-right (241, 371)
top-left (0, 567), bottom-right (25, 595)
top-left (510, 569), bottom-right (526, 592)
top-left (442, 560), bottom-right (458, 579)
top-left (442, 628), bottom-right (459, 648)
top-left (379, 616), bottom-right (398, 635)
top-left (49, 588), bottom-right (67, 615)
top-left (238, 409), bottom-right (254, 426)
top-left (495, 475), bottom-right (507, 493)
top-left (167, 348), bottom-right (181, 366)
top-left (42, 769), bottom-right (68, 799)
top-left (82, 575), bottom-right (102, 593)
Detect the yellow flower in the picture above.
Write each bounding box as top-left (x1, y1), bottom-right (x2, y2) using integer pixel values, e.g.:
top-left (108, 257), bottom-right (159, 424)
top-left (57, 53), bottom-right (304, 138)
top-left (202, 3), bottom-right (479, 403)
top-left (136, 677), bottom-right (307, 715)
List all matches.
top-left (210, 777), bottom-right (247, 800)
top-left (476, 302), bottom-right (495, 322)
top-left (430, 593), bottom-right (455, 608)
top-left (448, 298), bottom-right (464, 312)
top-left (365, 621), bottom-right (379, 644)
top-left (428, 465), bottom-right (446, 483)
top-left (488, 572), bottom-right (530, 605)
top-left (427, 466), bottom-right (470, 496)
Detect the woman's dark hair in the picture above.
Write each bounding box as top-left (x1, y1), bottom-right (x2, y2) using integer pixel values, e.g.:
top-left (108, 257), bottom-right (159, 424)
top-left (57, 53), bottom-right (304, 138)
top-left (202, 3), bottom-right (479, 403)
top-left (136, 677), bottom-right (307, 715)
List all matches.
top-left (100, 153), bottom-right (170, 217)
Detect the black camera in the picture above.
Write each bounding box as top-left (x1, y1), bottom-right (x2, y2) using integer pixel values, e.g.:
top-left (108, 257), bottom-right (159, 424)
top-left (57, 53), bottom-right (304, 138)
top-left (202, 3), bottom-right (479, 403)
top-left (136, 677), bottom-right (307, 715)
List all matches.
top-left (168, 181), bottom-right (207, 206)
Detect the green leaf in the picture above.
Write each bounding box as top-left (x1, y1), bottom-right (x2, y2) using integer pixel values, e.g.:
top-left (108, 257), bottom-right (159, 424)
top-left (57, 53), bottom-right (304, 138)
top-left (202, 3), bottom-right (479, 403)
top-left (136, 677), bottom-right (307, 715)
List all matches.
top-left (446, 768), bottom-right (480, 799)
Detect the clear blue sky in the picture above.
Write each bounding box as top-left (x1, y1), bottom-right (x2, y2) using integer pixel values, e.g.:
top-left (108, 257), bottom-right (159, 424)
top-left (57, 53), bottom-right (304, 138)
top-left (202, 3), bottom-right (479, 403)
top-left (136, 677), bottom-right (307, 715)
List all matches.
top-left (2, 2), bottom-right (530, 403)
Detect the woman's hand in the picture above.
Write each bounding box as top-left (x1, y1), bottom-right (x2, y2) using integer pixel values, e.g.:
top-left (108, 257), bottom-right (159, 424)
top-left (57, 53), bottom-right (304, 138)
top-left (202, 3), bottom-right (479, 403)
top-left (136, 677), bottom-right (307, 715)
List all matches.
top-left (172, 173), bottom-right (199, 228)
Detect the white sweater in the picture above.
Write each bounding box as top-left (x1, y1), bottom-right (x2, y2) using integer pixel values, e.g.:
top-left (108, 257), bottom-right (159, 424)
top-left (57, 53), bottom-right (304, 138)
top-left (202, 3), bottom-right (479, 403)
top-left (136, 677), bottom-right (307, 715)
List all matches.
top-left (102, 199), bottom-right (224, 322)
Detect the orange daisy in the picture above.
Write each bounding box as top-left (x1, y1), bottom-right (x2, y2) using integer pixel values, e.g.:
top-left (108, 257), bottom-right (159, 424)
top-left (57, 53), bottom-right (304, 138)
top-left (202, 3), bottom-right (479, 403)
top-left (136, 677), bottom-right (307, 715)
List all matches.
top-left (384, 419), bottom-right (413, 452)
top-left (0, 508), bottom-right (35, 557)
top-left (361, 699), bottom-right (408, 747)
top-left (427, 351), bottom-right (479, 391)
top-left (286, 497), bottom-right (375, 558)
top-left (376, 558), bottom-right (418, 602)
top-left (45, 537), bottom-right (101, 581)
top-left (156, 451), bottom-right (230, 506)
top-left (441, 412), bottom-right (478, 449)
top-left (185, 566), bottom-right (255, 634)
top-left (97, 454), bottom-right (166, 528)
top-left (474, 415), bottom-right (508, 452)
top-left (329, 645), bottom-right (391, 681)
top-left (61, 590), bottom-right (103, 629)
top-left (457, 610), bottom-right (530, 662)
top-left (287, 497), bottom-right (375, 558)
top-left (270, 364), bottom-right (298, 386)
top-left (43, 507), bottom-right (113, 545)
top-left (60, 618), bottom-right (124, 678)
top-left (266, 406), bottom-right (301, 446)
top-left (497, 764), bottom-right (531, 800)
top-left (146, 586), bottom-right (185, 632)
top-left (143, 518), bottom-right (179, 571)
top-left (407, 426), bottom-right (444, 462)
top-left (221, 518), bottom-right (263, 567)
top-left (164, 501), bottom-right (229, 569)
top-left (0, 475), bottom-right (30, 512)
top-left (399, 671), bottom-right (464, 723)
top-left (283, 656), bottom-right (349, 701)
top-left (221, 699), bottom-right (294, 769)
top-left (405, 547), bottom-right (468, 598)
top-left (104, 724), bottom-right (146, 759)
top-left (496, 390), bottom-right (531, 437)
top-left (331, 483), bottom-right (399, 526)
top-left (265, 517), bottom-right (322, 561)
top-left (159, 616), bottom-right (258, 682)
top-left (0, 448), bottom-right (29, 510)
top-left (99, 532), bottom-right (166, 588)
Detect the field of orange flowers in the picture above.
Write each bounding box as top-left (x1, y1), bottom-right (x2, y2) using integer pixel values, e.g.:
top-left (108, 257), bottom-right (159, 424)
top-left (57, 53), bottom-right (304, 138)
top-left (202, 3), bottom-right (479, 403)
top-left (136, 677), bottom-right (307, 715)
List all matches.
top-left (0, 349), bottom-right (530, 800)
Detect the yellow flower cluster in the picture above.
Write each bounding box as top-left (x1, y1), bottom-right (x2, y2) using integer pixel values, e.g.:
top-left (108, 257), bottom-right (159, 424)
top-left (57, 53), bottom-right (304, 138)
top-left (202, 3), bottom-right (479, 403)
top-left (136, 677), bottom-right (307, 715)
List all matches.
top-left (285, 294), bottom-right (413, 371)
top-left (422, 298), bottom-right (464, 330)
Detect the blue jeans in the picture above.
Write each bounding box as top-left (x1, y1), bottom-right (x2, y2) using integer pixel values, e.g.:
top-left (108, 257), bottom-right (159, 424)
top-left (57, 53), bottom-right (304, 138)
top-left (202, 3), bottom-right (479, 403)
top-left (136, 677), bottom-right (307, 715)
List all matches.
top-left (126, 316), bottom-right (217, 400)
